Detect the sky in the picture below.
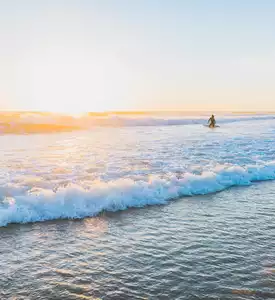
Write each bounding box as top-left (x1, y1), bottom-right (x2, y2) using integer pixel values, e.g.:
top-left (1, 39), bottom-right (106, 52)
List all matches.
top-left (1, 0), bottom-right (275, 113)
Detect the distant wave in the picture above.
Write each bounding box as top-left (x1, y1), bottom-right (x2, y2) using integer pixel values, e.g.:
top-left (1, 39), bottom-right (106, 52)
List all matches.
top-left (1, 113), bottom-right (275, 130)
top-left (1, 162), bottom-right (275, 226)
top-left (83, 115), bottom-right (275, 127)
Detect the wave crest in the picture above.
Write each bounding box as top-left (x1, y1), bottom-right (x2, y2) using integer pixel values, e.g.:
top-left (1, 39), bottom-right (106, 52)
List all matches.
top-left (1, 162), bottom-right (275, 226)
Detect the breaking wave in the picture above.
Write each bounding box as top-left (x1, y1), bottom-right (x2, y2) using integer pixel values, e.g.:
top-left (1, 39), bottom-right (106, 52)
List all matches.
top-left (1, 162), bottom-right (275, 226)
top-left (81, 115), bottom-right (275, 127)
top-left (1, 113), bottom-right (274, 133)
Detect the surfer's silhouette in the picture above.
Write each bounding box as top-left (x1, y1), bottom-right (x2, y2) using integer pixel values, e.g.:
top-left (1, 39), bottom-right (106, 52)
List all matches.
top-left (208, 114), bottom-right (216, 128)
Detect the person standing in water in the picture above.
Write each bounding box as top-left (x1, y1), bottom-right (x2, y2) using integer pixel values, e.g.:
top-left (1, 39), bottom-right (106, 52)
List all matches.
top-left (208, 114), bottom-right (216, 127)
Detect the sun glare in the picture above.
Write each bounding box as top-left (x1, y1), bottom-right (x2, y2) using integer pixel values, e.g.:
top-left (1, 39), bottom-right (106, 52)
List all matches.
top-left (15, 49), bottom-right (131, 113)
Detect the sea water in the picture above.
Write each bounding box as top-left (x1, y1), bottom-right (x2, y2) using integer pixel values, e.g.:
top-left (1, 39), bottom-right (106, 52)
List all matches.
top-left (1, 114), bottom-right (275, 299)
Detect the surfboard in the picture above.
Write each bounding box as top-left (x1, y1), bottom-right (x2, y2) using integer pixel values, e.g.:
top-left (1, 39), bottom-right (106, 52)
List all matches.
top-left (203, 124), bottom-right (220, 128)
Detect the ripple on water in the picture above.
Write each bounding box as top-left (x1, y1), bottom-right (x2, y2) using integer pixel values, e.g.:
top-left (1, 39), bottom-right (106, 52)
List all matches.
top-left (1, 122), bottom-right (275, 298)
top-left (0, 181), bottom-right (275, 299)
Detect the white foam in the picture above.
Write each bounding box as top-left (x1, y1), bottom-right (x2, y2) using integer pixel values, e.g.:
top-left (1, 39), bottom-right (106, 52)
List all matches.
top-left (1, 162), bottom-right (275, 226)
top-left (1, 112), bottom-right (274, 129)
top-left (82, 115), bottom-right (275, 127)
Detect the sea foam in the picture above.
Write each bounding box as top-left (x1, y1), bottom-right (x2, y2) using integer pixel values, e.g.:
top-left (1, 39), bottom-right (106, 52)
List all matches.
top-left (1, 162), bottom-right (275, 226)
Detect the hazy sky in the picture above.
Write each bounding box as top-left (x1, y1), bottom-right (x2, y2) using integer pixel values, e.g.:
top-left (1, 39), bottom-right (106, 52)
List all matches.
top-left (1, 0), bottom-right (275, 112)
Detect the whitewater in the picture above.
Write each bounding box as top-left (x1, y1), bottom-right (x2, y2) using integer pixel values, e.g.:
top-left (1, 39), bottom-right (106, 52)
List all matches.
top-left (1, 113), bottom-right (275, 227)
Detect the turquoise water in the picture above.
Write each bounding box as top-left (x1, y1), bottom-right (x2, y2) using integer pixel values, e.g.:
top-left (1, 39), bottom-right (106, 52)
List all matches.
top-left (1, 115), bottom-right (275, 299)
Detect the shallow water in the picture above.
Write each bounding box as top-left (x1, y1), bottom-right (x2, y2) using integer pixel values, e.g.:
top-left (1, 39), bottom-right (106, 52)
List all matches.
top-left (1, 115), bottom-right (275, 299)
top-left (1, 181), bottom-right (275, 299)
top-left (1, 116), bottom-right (275, 226)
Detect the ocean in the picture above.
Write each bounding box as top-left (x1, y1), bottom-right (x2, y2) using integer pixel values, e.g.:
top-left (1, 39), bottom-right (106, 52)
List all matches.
top-left (1, 113), bottom-right (275, 299)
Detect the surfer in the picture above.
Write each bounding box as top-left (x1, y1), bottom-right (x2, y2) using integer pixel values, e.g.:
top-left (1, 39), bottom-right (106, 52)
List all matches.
top-left (208, 114), bottom-right (216, 128)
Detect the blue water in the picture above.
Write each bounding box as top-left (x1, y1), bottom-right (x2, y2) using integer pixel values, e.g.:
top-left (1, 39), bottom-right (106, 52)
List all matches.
top-left (1, 114), bottom-right (275, 299)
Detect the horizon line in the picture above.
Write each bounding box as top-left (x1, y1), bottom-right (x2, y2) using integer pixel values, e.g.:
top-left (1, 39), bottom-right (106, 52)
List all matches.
top-left (1, 109), bottom-right (275, 115)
